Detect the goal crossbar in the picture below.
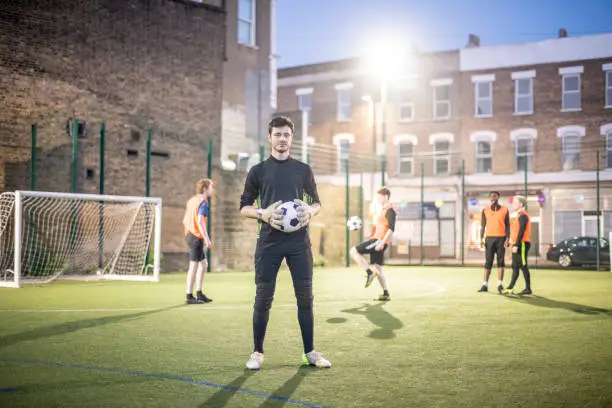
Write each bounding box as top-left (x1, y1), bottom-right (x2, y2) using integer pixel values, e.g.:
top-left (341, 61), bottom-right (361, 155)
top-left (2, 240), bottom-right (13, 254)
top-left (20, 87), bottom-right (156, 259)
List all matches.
top-left (0, 190), bottom-right (163, 288)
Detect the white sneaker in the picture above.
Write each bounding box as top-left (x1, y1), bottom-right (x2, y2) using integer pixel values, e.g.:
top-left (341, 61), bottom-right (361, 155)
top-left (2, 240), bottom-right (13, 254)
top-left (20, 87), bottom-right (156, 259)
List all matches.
top-left (303, 350), bottom-right (331, 368)
top-left (246, 352), bottom-right (264, 370)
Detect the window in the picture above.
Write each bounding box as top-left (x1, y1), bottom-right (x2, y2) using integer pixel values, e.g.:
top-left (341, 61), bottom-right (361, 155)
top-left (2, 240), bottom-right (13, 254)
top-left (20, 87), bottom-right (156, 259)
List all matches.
top-left (396, 141), bottom-right (415, 175)
top-left (238, 0), bottom-right (255, 46)
top-left (607, 132), bottom-right (612, 169)
top-left (515, 137), bottom-right (533, 172)
top-left (397, 89), bottom-right (414, 122)
top-left (554, 211), bottom-right (582, 242)
top-left (606, 69), bottom-right (612, 108)
top-left (433, 85), bottom-right (451, 119)
top-left (476, 141), bottom-right (492, 173)
top-left (559, 66), bottom-right (584, 111)
top-left (334, 134), bottom-right (354, 172)
top-left (86, 169), bottom-right (95, 180)
top-left (297, 92), bottom-right (312, 125)
top-left (561, 133), bottom-right (581, 171)
top-left (475, 81), bottom-right (492, 117)
top-left (336, 88), bottom-right (352, 121)
top-left (434, 140), bottom-right (450, 174)
top-left (515, 78), bottom-right (533, 114)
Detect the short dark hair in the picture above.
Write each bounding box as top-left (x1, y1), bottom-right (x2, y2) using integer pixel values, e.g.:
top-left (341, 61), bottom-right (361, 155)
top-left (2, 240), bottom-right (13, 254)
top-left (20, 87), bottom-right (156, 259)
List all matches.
top-left (489, 191), bottom-right (500, 197)
top-left (268, 116), bottom-right (294, 135)
top-left (377, 187), bottom-right (391, 198)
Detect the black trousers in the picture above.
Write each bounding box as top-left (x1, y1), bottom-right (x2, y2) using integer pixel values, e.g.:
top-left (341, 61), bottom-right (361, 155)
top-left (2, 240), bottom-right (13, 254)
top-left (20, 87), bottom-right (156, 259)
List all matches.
top-left (485, 237), bottom-right (506, 269)
top-left (509, 242), bottom-right (531, 290)
top-left (253, 239), bottom-right (314, 354)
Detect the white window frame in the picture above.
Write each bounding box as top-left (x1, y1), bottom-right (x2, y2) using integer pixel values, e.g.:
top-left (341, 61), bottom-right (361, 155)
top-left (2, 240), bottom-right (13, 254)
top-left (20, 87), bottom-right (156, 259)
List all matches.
top-left (511, 70), bottom-right (535, 115)
top-left (557, 126), bottom-right (585, 172)
top-left (296, 88), bottom-right (313, 125)
top-left (394, 134), bottom-right (418, 175)
top-left (431, 78), bottom-right (452, 120)
top-left (429, 133), bottom-right (453, 175)
top-left (601, 123), bottom-right (612, 169)
top-left (472, 74), bottom-right (494, 118)
top-left (604, 63), bottom-right (612, 109)
top-left (470, 131), bottom-right (497, 174)
top-left (333, 133), bottom-right (354, 172)
top-left (510, 128), bottom-right (537, 173)
top-left (559, 66), bottom-right (583, 112)
top-left (237, 0), bottom-right (256, 46)
top-left (397, 89), bottom-right (415, 122)
top-left (335, 82), bottom-right (353, 122)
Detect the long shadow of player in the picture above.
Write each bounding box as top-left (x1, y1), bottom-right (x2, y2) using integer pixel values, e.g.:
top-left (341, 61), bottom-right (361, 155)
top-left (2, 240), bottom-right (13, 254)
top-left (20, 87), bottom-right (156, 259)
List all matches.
top-left (341, 303), bottom-right (403, 340)
top-left (257, 366), bottom-right (313, 408)
top-left (0, 304), bottom-right (185, 349)
top-left (507, 296), bottom-right (612, 316)
top-left (198, 369), bottom-right (255, 408)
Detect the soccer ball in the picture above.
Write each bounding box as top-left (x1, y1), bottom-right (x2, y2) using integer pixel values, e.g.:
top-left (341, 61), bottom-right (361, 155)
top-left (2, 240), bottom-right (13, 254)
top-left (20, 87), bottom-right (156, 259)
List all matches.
top-left (279, 201), bottom-right (302, 233)
top-left (346, 216), bottom-right (362, 231)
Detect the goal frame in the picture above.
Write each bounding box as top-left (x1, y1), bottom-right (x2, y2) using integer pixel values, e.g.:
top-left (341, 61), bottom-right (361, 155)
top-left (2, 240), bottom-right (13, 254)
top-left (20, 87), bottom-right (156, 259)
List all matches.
top-left (3, 190), bottom-right (162, 288)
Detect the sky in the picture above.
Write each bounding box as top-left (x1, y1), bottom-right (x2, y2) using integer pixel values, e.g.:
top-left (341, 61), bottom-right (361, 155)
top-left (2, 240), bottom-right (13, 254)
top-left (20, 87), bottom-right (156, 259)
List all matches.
top-left (276, 0), bottom-right (612, 68)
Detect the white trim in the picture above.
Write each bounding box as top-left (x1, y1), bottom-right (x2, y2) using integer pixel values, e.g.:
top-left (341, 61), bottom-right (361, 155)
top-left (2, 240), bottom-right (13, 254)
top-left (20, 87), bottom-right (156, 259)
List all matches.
top-left (278, 70), bottom-right (358, 87)
top-left (394, 134), bottom-right (418, 146)
top-left (295, 87), bottom-right (313, 96)
top-left (514, 77), bottom-right (534, 115)
top-left (603, 62), bottom-right (612, 71)
top-left (469, 131), bottom-right (497, 143)
top-left (601, 124), bottom-right (612, 135)
top-left (471, 74), bottom-right (495, 83)
top-left (474, 80), bottom-right (493, 118)
top-left (334, 82), bottom-right (354, 90)
top-left (237, 0), bottom-right (256, 46)
top-left (430, 78), bottom-right (453, 86)
top-left (556, 125), bottom-right (586, 138)
top-left (429, 133), bottom-right (455, 145)
top-left (459, 33), bottom-right (612, 71)
top-left (510, 128), bottom-right (538, 141)
top-left (559, 66), bottom-right (584, 75)
top-left (511, 70), bottom-right (536, 80)
top-left (561, 72), bottom-right (581, 111)
top-left (332, 133), bottom-right (354, 145)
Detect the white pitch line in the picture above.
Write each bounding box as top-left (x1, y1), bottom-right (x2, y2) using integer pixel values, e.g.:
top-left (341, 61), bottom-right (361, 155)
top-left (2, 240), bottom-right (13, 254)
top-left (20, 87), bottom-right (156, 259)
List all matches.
top-left (0, 281), bottom-right (446, 313)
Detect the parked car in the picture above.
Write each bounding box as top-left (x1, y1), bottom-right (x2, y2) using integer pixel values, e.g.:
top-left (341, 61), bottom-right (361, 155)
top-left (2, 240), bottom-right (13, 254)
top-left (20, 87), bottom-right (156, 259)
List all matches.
top-left (546, 236), bottom-right (610, 268)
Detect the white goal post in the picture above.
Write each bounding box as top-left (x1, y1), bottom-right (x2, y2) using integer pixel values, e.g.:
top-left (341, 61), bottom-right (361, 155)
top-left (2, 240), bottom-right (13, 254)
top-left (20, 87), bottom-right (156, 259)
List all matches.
top-left (0, 190), bottom-right (162, 288)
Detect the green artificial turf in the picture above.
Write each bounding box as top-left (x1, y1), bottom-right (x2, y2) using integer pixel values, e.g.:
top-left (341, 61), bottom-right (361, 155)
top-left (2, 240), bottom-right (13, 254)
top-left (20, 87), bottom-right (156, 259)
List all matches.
top-left (0, 267), bottom-right (611, 408)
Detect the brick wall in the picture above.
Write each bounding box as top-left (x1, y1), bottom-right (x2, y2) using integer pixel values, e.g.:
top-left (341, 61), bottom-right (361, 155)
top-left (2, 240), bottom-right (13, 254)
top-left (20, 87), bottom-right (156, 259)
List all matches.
top-left (0, 0), bottom-right (225, 266)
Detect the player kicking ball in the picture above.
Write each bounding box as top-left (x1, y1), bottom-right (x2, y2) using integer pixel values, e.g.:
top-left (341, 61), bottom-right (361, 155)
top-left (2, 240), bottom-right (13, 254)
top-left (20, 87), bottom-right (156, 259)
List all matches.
top-left (350, 188), bottom-right (396, 301)
top-left (239, 116), bottom-right (331, 371)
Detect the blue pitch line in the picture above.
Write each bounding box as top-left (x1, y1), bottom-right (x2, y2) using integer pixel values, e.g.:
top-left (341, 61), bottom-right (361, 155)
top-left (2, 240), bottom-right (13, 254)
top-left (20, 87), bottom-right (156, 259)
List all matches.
top-left (0, 387), bottom-right (19, 393)
top-left (0, 359), bottom-right (323, 408)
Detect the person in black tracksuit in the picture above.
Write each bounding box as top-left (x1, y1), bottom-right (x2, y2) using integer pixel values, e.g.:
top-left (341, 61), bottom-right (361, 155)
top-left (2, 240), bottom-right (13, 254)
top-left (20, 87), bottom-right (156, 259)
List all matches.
top-left (239, 116), bottom-right (331, 370)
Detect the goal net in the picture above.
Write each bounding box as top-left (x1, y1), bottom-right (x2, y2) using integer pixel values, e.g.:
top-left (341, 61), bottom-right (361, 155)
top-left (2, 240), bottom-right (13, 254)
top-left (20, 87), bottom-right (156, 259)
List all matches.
top-left (0, 190), bottom-right (162, 288)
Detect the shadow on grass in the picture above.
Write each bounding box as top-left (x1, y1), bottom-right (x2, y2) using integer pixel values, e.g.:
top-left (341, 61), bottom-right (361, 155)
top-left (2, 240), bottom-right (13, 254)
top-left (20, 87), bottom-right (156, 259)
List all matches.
top-left (341, 303), bottom-right (403, 339)
top-left (508, 296), bottom-right (612, 316)
top-left (198, 368), bottom-right (255, 408)
top-left (257, 366), bottom-right (313, 408)
top-left (0, 305), bottom-right (185, 349)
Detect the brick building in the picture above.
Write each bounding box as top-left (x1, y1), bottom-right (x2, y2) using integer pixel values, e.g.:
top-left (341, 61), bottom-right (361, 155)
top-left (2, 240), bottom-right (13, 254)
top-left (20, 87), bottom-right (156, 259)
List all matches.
top-left (0, 0), bottom-right (274, 271)
top-left (277, 31), bottom-right (612, 264)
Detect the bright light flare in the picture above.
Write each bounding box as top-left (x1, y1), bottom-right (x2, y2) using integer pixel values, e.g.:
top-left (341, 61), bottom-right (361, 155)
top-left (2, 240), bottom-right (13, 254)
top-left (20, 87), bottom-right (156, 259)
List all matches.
top-left (362, 37), bottom-right (410, 79)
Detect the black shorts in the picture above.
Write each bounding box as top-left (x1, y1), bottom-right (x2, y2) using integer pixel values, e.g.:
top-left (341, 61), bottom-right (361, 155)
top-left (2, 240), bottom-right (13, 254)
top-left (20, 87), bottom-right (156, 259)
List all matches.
top-left (185, 232), bottom-right (206, 262)
top-left (485, 237), bottom-right (506, 268)
top-left (512, 242), bottom-right (531, 268)
top-left (354, 238), bottom-right (388, 266)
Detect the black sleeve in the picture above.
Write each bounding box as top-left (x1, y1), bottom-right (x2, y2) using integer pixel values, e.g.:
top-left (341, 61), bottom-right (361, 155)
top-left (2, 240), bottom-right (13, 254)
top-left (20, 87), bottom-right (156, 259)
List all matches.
top-left (303, 165), bottom-right (321, 205)
top-left (504, 210), bottom-right (510, 240)
top-left (385, 209), bottom-right (396, 232)
top-left (480, 210), bottom-right (486, 240)
top-left (239, 166), bottom-right (259, 210)
top-left (515, 214), bottom-right (528, 245)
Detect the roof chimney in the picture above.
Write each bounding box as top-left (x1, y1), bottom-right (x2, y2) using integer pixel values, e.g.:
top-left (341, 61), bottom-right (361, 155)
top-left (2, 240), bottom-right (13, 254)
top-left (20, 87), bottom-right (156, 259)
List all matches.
top-left (466, 34), bottom-right (480, 48)
top-left (558, 28), bottom-right (568, 38)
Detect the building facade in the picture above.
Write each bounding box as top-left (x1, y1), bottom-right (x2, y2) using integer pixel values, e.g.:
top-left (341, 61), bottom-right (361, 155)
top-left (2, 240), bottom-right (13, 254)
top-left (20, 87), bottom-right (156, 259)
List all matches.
top-left (277, 31), bottom-right (612, 263)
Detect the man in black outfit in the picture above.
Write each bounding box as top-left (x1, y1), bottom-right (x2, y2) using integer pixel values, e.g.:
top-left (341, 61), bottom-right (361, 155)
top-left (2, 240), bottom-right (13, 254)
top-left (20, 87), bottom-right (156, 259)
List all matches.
top-left (239, 116), bottom-right (331, 370)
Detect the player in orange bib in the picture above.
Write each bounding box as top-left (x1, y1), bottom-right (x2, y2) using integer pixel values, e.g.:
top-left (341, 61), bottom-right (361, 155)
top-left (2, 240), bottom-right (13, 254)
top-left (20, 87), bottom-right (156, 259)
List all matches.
top-left (350, 187), bottom-right (396, 301)
top-left (182, 178), bottom-right (214, 304)
top-left (504, 195), bottom-right (533, 295)
top-left (478, 191), bottom-right (510, 294)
